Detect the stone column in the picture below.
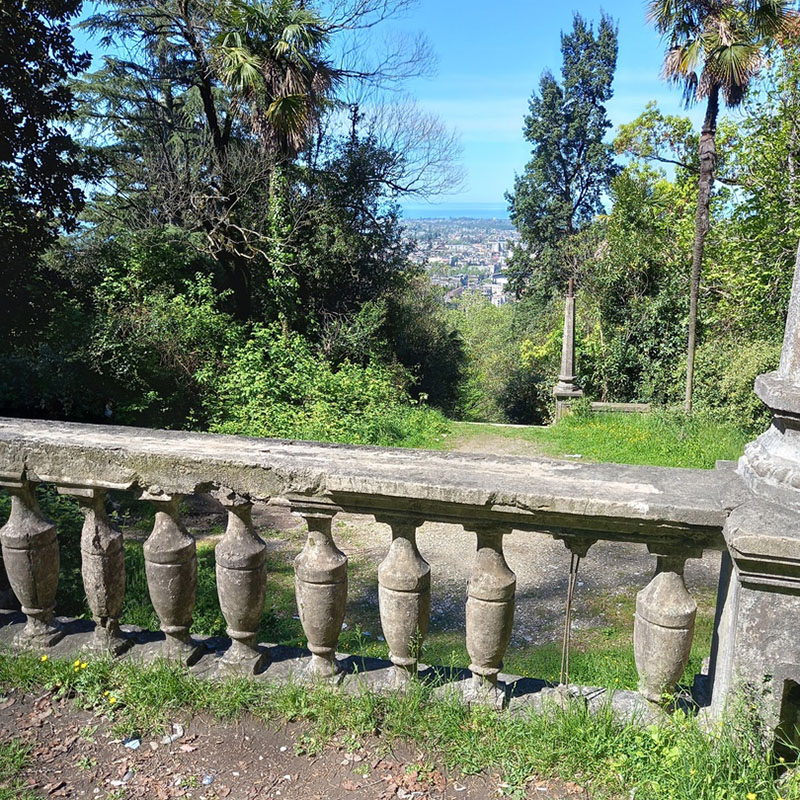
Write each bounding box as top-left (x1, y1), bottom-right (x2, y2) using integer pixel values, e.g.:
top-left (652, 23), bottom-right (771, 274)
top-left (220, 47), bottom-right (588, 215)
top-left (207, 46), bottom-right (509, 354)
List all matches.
top-left (376, 515), bottom-right (430, 689)
top-left (142, 494), bottom-right (202, 665)
top-left (708, 240), bottom-right (800, 728)
top-left (292, 502), bottom-right (347, 680)
top-left (464, 524), bottom-right (516, 708)
top-left (0, 480), bottom-right (63, 649)
top-left (633, 546), bottom-right (699, 702)
top-left (214, 490), bottom-right (268, 675)
top-left (709, 502), bottom-right (800, 731)
top-left (58, 487), bottom-right (129, 656)
top-left (553, 278), bottom-right (583, 421)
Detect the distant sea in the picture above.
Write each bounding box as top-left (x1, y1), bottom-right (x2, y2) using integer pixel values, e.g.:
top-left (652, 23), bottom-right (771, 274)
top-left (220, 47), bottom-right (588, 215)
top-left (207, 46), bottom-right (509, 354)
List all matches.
top-left (401, 202), bottom-right (509, 220)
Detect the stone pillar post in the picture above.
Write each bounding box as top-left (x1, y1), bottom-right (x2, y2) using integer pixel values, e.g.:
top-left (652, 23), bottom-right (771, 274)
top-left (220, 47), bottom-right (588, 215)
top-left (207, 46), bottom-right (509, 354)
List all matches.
top-left (376, 515), bottom-right (430, 689)
top-left (58, 487), bottom-right (129, 656)
top-left (142, 493), bottom-right (202, 665)
top-left (0, 480), bottom-right (63, 649)
top-left (709, 502), bottom-right (800, 731)
top-left (633, 546), bottom-right (700, 702)
top-left (553, 278), bottom-right (583, 421)
top-left (292, 502), bottom-right (347, 680)
top-left (711, 241), bottom-right (800, 728)
top-left (214, 489), bottom-right (268, 675)
top-left (464, 524), bottom-right (516, 708)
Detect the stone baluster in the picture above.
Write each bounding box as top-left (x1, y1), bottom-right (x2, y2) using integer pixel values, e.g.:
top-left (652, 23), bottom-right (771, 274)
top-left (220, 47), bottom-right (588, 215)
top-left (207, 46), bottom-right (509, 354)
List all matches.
top-left (633, 545), bottom-right (700, 702)
top-left (58, 487), bottom-right (129, 655)
top-left (142, 493), bottom-right (202, 665)
top-left (292, 502), bottom-right (347, 680)
top-left (376, 515), bottom-right (430, 688)
top-left (0, 480), bottom-right (63, 649)
top-left (0, 548), bottom-right (18, 612)
top-left (214, 489), bottom-right (268, 675)
top-left (464, 524), bottom-right (516, 708)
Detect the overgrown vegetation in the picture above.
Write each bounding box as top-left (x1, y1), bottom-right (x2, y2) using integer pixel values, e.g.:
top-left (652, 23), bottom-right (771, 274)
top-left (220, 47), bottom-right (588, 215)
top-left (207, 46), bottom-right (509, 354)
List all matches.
top-left (1, 652), bottom-right (798, 800)
top-left (2, 2), bottom-right (798, 439)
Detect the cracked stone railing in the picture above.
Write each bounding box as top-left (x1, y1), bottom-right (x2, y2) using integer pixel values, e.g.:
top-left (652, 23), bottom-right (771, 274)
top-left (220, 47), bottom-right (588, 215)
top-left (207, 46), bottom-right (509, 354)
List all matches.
top-left (0, 416), bottom-right (754, 713)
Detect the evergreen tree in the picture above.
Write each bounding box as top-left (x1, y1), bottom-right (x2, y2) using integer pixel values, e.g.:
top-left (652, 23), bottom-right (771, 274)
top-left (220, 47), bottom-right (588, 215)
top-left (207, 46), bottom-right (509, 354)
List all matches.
top-left (506, 13), bottom-right (618, 300)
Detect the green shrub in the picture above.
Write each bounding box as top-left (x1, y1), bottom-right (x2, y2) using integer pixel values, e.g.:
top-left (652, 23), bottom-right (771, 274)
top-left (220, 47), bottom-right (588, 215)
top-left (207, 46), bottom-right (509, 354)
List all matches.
top-left (693, 338), bottom-right (781, 434)
top-left (200, 324), bottom-right (450, 448)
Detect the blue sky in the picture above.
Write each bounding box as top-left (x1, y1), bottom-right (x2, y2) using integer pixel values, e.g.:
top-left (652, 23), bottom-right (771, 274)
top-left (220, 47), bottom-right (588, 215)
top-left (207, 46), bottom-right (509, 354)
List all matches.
top-left (389, 0), bottom-right (706, 209)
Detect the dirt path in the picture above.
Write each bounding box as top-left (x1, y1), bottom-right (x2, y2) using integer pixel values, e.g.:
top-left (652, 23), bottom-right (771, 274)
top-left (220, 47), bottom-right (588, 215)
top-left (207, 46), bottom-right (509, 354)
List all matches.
top-left (0, 691), bottom-right (587, 800)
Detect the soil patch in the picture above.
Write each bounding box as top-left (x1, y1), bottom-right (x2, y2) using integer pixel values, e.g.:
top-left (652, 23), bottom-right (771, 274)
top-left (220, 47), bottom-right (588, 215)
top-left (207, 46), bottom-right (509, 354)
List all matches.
top-left (0, 690), bottom-right (587, 799)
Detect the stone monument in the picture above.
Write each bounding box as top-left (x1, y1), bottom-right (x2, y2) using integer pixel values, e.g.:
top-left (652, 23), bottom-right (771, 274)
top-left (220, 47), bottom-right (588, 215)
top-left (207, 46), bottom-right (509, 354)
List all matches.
top-left (709, 242), bottom-right (800, 735)
top-left (553, 278), bottom-right (583, 420)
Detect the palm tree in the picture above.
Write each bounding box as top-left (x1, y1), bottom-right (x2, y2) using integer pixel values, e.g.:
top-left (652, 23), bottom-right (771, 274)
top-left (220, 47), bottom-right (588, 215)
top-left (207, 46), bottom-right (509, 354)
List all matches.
top-left (212, 0), bottom-right (340, 160)
top-left (647, 0), bottom-right (794, 412)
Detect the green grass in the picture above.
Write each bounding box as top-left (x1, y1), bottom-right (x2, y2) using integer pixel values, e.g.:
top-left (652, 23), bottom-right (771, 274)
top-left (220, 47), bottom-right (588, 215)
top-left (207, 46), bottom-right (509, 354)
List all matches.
top-left (443, 410), bottom-right (750, 469)
top-left (0, 652), bottom-right (797, 800)
top-left (0, 738), bottom-right (36, 800)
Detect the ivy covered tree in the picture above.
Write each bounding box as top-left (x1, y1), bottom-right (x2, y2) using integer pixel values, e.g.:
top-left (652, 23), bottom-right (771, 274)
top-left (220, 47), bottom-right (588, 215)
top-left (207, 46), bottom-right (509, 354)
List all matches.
top-left (506, 12), bottom-right (618, 300)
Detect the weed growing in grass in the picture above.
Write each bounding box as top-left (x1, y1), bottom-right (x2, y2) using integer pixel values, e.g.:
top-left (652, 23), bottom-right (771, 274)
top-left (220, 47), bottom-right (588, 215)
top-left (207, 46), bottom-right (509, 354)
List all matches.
top-left (1, 652), bottom-right (797, 799)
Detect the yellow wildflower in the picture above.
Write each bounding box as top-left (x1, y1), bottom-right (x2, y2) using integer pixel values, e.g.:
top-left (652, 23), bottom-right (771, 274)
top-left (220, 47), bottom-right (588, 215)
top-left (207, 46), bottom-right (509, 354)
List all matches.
top-left (746, 793), bottom-right (757, 800)
top-left (103, 690), bottom-right (110, 696)
top-left (80, 662), bottom-right (87, 669)
top-left (109, 697), bottom-right (117, 704)
top-left (40, 655), bottom-right (48, 663)
top-left (73, 659), bottom-right (81, 667)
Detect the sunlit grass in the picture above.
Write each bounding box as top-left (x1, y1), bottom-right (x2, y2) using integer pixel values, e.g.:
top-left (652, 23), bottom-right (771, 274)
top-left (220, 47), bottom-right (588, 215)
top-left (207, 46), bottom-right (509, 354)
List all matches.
top-left (443, 410), bottom-right (750, 469)
top-left (0, 652), bottom-right (797, 800)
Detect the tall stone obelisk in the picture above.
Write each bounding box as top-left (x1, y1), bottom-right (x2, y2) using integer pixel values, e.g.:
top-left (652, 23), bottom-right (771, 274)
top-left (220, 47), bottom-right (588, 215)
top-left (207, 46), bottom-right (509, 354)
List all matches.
top-left (553, 278), bottom-right (583, 421)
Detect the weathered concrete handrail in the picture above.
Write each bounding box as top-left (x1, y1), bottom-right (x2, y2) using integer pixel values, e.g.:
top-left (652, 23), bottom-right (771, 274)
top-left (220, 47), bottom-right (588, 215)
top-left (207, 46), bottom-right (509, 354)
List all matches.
top-left (0, 418), bottom-right (745, 548)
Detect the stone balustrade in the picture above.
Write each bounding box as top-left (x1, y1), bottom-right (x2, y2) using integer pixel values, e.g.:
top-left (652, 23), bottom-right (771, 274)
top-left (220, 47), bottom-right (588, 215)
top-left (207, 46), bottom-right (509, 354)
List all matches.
top-left (0, 416), bottom-right (765, 715)
top-left (7, 246), bottom-right (800, 730)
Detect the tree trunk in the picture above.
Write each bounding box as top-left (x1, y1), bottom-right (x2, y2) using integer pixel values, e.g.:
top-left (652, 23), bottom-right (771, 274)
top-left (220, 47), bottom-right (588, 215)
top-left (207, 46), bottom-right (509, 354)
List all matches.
top-left (685, 86), bottom-right (719, 413)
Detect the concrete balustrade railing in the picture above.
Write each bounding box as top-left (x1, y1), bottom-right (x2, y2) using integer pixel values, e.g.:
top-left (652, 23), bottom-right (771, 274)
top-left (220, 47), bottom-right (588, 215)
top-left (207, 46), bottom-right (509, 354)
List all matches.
top-left (0, 416), bottom-right (759, 714)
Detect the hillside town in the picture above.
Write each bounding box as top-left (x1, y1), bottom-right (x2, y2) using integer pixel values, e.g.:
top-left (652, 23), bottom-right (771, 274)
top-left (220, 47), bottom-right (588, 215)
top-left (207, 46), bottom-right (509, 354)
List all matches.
top-left (402, 217), bottom-right (520, 306)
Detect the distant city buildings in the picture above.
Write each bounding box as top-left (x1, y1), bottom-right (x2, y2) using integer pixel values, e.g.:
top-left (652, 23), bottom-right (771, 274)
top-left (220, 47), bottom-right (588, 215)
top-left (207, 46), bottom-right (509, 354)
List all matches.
top-left (402, 217), bottom-right (519, 307)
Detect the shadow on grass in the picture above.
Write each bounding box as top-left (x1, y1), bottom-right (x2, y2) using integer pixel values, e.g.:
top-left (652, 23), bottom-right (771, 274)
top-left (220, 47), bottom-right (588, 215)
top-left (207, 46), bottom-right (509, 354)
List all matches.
top-left (0, 485), bottom-right (716, 694)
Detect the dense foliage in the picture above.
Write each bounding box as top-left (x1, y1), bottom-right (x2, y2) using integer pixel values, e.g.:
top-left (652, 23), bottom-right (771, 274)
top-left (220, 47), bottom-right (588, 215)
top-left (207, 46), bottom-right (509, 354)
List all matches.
top-left (0, 0), bottom-right (462, 446)
top-left (0, 0), bottom-right (95, 348)
top-left (1, 2), bottom-right (799, 441)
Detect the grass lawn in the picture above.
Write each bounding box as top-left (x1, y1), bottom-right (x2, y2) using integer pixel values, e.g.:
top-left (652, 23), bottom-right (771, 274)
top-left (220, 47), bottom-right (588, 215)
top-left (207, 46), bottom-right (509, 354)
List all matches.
top-left (440, 410), bottom-right (751, 469)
